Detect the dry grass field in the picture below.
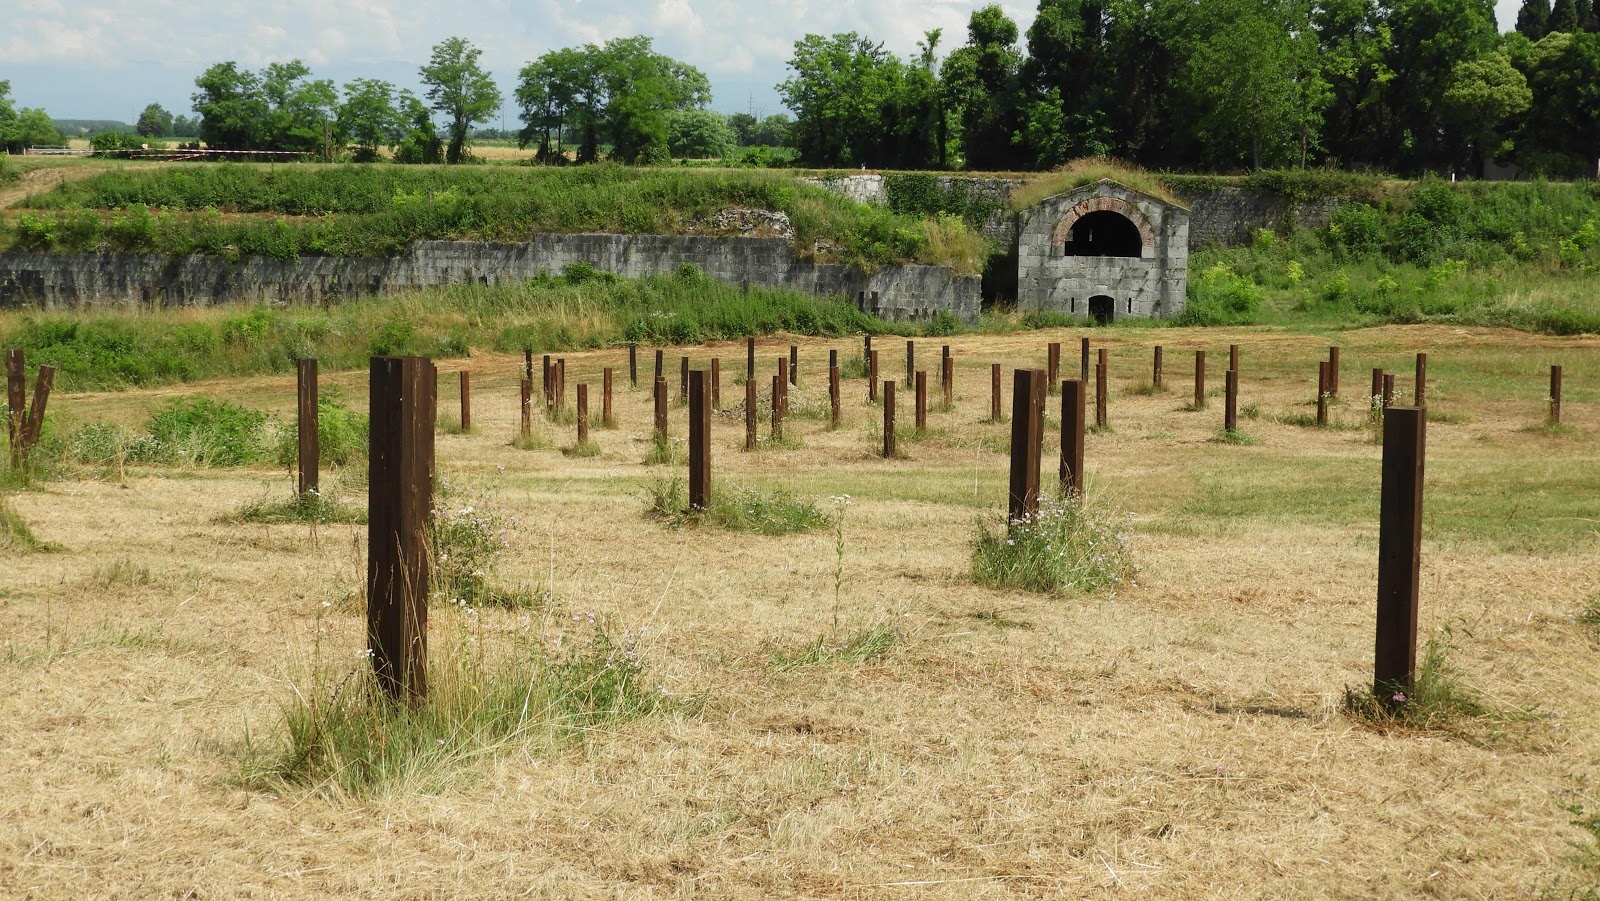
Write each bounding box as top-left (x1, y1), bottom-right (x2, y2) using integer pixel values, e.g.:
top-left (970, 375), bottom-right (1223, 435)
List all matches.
top-left (2, 324), bottom-right (1598, 898)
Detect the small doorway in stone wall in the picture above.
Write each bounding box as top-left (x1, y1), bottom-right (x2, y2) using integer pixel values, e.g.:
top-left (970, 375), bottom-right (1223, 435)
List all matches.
top-left (1088, 295), bottom-right (1115, 325)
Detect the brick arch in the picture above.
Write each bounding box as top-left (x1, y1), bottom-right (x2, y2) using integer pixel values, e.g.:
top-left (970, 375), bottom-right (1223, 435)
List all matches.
top-left (1051, 196), bottom-right (1157, 250)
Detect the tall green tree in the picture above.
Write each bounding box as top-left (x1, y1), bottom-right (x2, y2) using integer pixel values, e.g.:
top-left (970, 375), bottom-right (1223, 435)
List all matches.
top-left (338, 78), bottom-right (404, 161)
top-left (259, 61), bottom-right (338, 155)
top-left (941, 5), bottom-right (1024, 170)
top-left (1381, 0), bottom-right (1499, 170)
top-left (1551, 0), bottom-right (1582, 30)
top-left (667, 109), bottom-right (736, 158)
top-left (191, 62), bottom-right (268, 150)
top-left (1515, 30), bottom-right (1600, 174)
top-left (779, 32), bottom-right (898, 166)
top-left (1440, 49), bottom-right (1531, 174)
top-left (420, 37), bottom-right (502, 164)
top-left (393, 90), bottom-right (443, 164)
top-left (136, 103), bottom-right (174, 137)
top-left (1516, 0), bottom-right (1552, 37)
top-left (1019, 0), bottom-right (1114, 165)
top-left (1316, 0), bottom-right (1395, 167)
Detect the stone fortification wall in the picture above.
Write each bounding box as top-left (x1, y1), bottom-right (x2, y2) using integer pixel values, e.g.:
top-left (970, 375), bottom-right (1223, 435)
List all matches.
top-left (0, 235), bottom-right (980, 324)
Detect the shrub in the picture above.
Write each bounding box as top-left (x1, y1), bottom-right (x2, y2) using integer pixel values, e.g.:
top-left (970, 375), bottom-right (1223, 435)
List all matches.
top-left (138, 397), bottom-right (272, 466)
top-left (1176, 263), bottom-right (1262, 326)
top-left (971, 495), bottom-right (1133, 595)
top-left (429, 479), bottom-right (515, 606)
top-left (274, 389), bottom-right (368, 470)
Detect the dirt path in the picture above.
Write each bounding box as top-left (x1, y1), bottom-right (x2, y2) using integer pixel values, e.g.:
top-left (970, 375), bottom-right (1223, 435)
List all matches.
top-left (0, 164), bottom-right (104, 209)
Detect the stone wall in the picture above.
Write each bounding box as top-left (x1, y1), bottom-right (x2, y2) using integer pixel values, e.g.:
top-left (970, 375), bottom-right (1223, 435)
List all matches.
top-left (0, 235), bottom-right (981, 324)
top-left (802, 174), bottom-right (1023, 244)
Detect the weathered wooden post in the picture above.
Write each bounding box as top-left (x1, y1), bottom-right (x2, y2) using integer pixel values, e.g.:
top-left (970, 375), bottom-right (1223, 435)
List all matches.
top-left (902, 339), bottom-right (913, 388)
top-left (297, 359), bottom-right (319, 496)
top-left (689, 370), bottom-right (710, 510)
top-left (1382, 374), bottom-right (1395, 409)
top-left (1047, 342), bottom-right (1060, 388)
top-left (576, 384), bottom-right (589, 445)
top-left (1096, 348), bottom-right (1109, 429)
top-left (746, 337), bottom-right (756, 381)
top-left (829, 351), bottom-right (841, 427)
top-left (1370, 368), bottom-right (1385, 414)
top-left (1329, 346), bottom-right (1341, 397)
top-left (868, 350), bottom-right (880, 402)
top-left (1414, 352), bottom-right (1427, 406)
top-left (19, 364), bottom-right (53, 462)
top-left (991, 363), bottom-right (1002, 422)
top-left (629, 343), bottom-right (638, 387)
top-left (1008, 369), bottom-right (1046, 523)
top-left (776, 357), bottom-right (789, 417)
top-left (520, 378), bottom-right (533, 439)
top-left (523, 348), bottom-right (534, 385)
top-left (367, 355), bottom-right (435, 705)
top-left (653, 376), bottom-right (668, 443)
top-left (771, 374), bottom-right (784, 440)
top-left (1317, 361), bottom-right (1330, 427)
top-left (458, 371), bottom-right (471, 432)
top-left (1374, 405), bottom-right (1426, 701)
top-left (744, 378), bottom-right (757, 451)
top-left (1194, 350), bottom-right (1207, 409)
top-left (556, 358), bottom-right (567, 412)
top-left (1224, 368), bottom-right (1239, 432)
top-left (915, 372), bottom-right (928, 432)
top-left (680, 356), bottom-right (689, 403)
top-left (1153, 345), bottom-right (1163, 390)
top-left (6, 349), bottom-right (24, 468)
top-left (1229, 344), bottom-right (1239, 373)
top-left (541, 354), bottom-right (553, 412)
top-left (882, 381), bottom-right (897, 458)
top-left (1080, 337), bottom-right (1090, 383)
top-left (603, 368), bottom-right (615, 427)
top-left (863, 334), bottom-right (872, 366)
top-left (789, 345), bottom-right (799, 385)
top-left (654, 349), bottom-right (664, 384)
top-left (1550, 365), bottom-right (1563, 425)
top-left (711, 358), bottom-right (721, 410)
top-left (1060, 378), bottom-right (1086, 499)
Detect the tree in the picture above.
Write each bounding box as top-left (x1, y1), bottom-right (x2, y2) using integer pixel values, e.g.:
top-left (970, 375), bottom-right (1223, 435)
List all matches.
top-left (13, 108), bottom-right (62, 150)
top-left (1517, 0), bottom-right (1552, 37)
top-left (1515, 31), bottom-right (1600, 174)
top-left (0, 81), bottom-right (17, 153)
top-left (420, 37), bottom-right (502, 164)
top-left (172, 115), bottom-right (200, 138)
top-left (393, 90), bottom-right (443, 164)
top-left (727, 112), bottom-right (757, 145)
top-left (941, 6), bottom-right (1024, 170)
top-left (751, 114), bottom-right (793, 146)
top-left (260, 61), bottom-right (339, 155)
top-left (192, 62), bottom-right (268, 150)
top-left (1382, 0), bottom-right (1499, 171)
top-left (1552, 0), bottom-right (1582, 30)
top-left (1316, 0), bottom-right (1396, 168)
top-left (338, 78), bottom-right (404, 161)
top-left (667, 109), bottom-right (736, 158)
top-left (136, 103), bottom-right (174, 137)
top-left (1440, 50), bottom-right (1531, 175)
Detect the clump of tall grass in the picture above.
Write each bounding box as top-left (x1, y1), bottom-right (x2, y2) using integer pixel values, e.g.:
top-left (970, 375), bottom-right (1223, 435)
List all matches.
top-left (243, 609), bottom-right (670, 797)
top-left (1343, 635), bottom-right (1540, 746)
top-left (971, 494), bottom-right (1134, 595)
top-left (1009, 157), bottom-right (1179, 210)
top-left (430, 479), bottom-right (517, 607)
top-left (140, 397), bottom-right (274, 467)
top-left (0, 494), bottom-right (50, 553)
top-left (771, 622), bottom-right (904, 670)
top-left (645, 477), bottom-right (829, 535)
top-left (235, 487), bottom-right (366, 525)
top-left (273, 389), bottom-right (368, 470)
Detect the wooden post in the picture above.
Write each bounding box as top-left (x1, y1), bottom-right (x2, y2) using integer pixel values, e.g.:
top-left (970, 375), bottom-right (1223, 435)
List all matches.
top-left (1414, 352), bottom-right (1427, 406)
top-left (1375, 406), bottom-right (1426, 700)
top-left (829, 354), bottom-right (841, 427)
top-left (1080, 337), bottom-right (1090, 383)
top-left (1153, 346), bottom-right (1163, 389)
top-left (1008, 369), bottom-right (1045, 523)
top-left (653, 376), bottom-right (668, 443)
top-left (556, 359), bottom-right (567, 412)
top-left (1194, 350), bottom-right (1207, 409)
top-left (711, 358), bottom-right (721, 410)
top-left (367, 355), bottom-right (435, 705)
top-left (1225, 369), bottom-right (1239, 432)
top-left (458, 370), bottom-right (471, 432)
top-left (863, 334), bottom-right (872, 365)
top-left (776, 357), bottom-right (789, 417)
top-left (6, 349), bottom-right (24, 467)
top-left (789, 345), bottom-right (799, 385)
top-left (882, 381), bottom-right (896, 458)
top-left (576, 384), bottom-right (589, 445)
top-left (744, 378), bottom-right (757, 451)
top-left (1229, 344), bottom-right (1239, 373)
top-left (1096, 348), bottom-right (1108, 429)
top-left (943, 355), bottom-right (955, 411)
top-left (1046, 342), bottom-right (1060, 387)
top-left (603, 368), bottom-right (614, 427)
top-left (1329, 346), bottom-right (1341, 397)
top-left (629, 343), bottom-right (638, 387)
top-left (746, 337), bottom-right (755, 381)
top-left (1317, 361), bottom-right (1329, 427)
top-left (1550, 365), bottom-right (1563, 424)
top-left (689, 370), bottom-right (710, 510)
top-left (915, 372), bottom-right (928, 432)
top-left (1371, 368), bottom-right (1385, 413)
top-left (524, 348), bottom-right (534, 385)
top-left (542, 354), bottom-right (553, 412)
top-left (868, 350), bottom-right (880, 402)
top-left (906, 340), bottom-right (915, 387)
top-left (655, 349), bottom-right (664, 383)
top-left (771, 374), bottom-right (784, 440)
top-left (1383, 374), bottom-right (1395, 409)
top-left (520, 378), bottom-right (533, 439)
top-left (991, 363), bottom-right (1002, 422)
top-left (19, 365), bottom-right (53, 456)
top-left (297, 359), bottom-right (319, 496)
top-left (675, 356), bottom-right (686, 404)
top-left (1060, 379), bottom-right (1086, 499)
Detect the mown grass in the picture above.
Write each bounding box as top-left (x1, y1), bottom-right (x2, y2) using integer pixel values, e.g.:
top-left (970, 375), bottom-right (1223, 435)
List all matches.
top-left (9, 163), bottom-right (987, 272)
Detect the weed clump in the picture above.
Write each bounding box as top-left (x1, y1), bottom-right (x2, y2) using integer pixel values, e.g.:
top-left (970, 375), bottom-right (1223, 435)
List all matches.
top-left (236, 488), bottom-right (366, 525)
top-left (771, 622), bottom-right (904, 670)
top-left (429, 479), bottom-right (517, 606)
top-left (971, 495), bottom-right (1133, 596)
top-left (1343, 636), bottom-right (1540, 746)
top-left (645, 478), bottom-right (829, 535)
top-left (274, 389), bottom-right (368, 469)
top-left (0, 494), bottom-right (50, 553)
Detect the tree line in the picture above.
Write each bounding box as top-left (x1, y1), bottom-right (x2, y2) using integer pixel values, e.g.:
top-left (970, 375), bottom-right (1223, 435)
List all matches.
top-left (779, 0), bottom-right (1600, 177)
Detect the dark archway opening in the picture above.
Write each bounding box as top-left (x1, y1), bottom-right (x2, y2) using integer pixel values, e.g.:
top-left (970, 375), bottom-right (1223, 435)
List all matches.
top-left (1088, 295), bottom-right (1115, 324)
top-left (1063, 211), bottom-right (1143, 257)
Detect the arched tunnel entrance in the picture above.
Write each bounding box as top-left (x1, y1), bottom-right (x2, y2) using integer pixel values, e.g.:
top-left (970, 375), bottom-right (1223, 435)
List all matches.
top-left (1063, 211), bottom-right (1144, 258)
top-left (1088, 295), bottom-right (1115, 324)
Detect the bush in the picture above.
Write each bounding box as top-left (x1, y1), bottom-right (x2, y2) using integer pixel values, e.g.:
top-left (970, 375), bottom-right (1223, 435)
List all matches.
top-left (971, 495), bottom-right (1133, 595)
top-left (138, 397), bottom-right (272, 466)
top-left (274, 389), bottom-right (368, 470)
top-left (645, 478), bottom-right (830, 535)
top-left (1175, 263), bottom-right (1262, 326)
top-left (429, 479), bottom-right (515, 606)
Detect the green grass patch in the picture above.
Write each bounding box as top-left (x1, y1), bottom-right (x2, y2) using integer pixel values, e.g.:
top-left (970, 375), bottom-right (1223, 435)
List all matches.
top-left (645, 478), bottom-right (829, 535)
top-left (771, 623), bottom-right (904, 670)
top-left (971, 496), bottom-right (1134, 596)
top-left (1212, 427), bottom-right (1257, 445)
top-left (235, 489), bottom-right (367, 525)
top-left (562, 439), bottom-right (603, 458)
top-left (1343, 634), bottom-right (1540, 747)
top-left (1, 494), bottom-right (53, 554)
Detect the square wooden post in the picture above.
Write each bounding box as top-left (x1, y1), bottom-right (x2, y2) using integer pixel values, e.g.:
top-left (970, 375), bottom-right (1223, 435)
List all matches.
top-left (711, 358), bottom-right (721, 410)
top-left (520, 378), bottom-right (533, 439)
top-left (829, 352), bottom-right (841, 427)
top-left (524, 348), bottom-right (534, 385)
top-left (991, 363), bottom-right (1002, 422)
top-left (6, 349), bottom-right (24, 468)
top-left (603, 368), bottom-right (614, 427)
top-left (1080, 337), bottom-right (1090, 383)
top-left (1008, 369), bottom-right (1046, 523)
top-left (1046, 342), bottom-right (1060, 387)
top-left (1375, 406), bottom-right (1426, 699)
top-left (1550, 365), bottom-right (1563, 424)
top-left (776, 357), bottom-right (789, 417)
top-left (680, 356), bottom-right (689, 403)
top-left (1060, 378), bottom-right (1086, 499)
top-left (19, 365), bottom-right (53, 459)
top-left (906, 340), bottom-right (915, 387)
top-left (882, 381), bottom-right (896, 458)
top-left (1225, 369), bottom-right (1239, 432)
top-left (576, 384), bottom-right (590, 444)
top-left (1317, 361), bottom-right (1329, 427)
top-left (1382, 374), bottom-right (1395, 409)
top-left (1194, 350), bottom-right (1207, 409)
top-left (655, 349), bottom-right (664, 384)
top-left (1415, 352), bottom-right (1427, 406)
top-left (1329, 346), bottom-right (1341, 397)
top-left (629, 343), bottom-right (638, 387)
top-left (1370, 368), bottom-right (1385, 414)
top-left (542, 354), bottom-right (553, 412)
top-left (915, 372), bottom-right (928, 432)
top-left (744, 378), bottom-right (757, 451)
top-left (1229, 344), bottom-right (1240, 373)
top-left (367, 355), bottom-right (436, 705)
top-left (1153, 346), bottom-right (1163, 389)
top-left (458, 370), bottom-right (471, 432)
top-left (653, 376), bottom-right (668, 442)
top-left (789, 345), bottom-right (799, 385)
top-left (1095, 348), bottom-right (1108, 429)
top-left (868, 350), bottom-right (880, 402)
top-left (689, 370), bottom-right (710, 510)
top-left (556, 359), bottom-right (567, 412)
top-left (771, 374), bottom-right (784, 440)
top-left (297, 358), bottom-right (319, 496)
top-left (746, 337), bottom-right (755, 381)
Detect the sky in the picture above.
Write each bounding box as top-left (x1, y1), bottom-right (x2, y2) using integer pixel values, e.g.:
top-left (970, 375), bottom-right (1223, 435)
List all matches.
top-left (4, 0), bottom-right (1527, 126)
